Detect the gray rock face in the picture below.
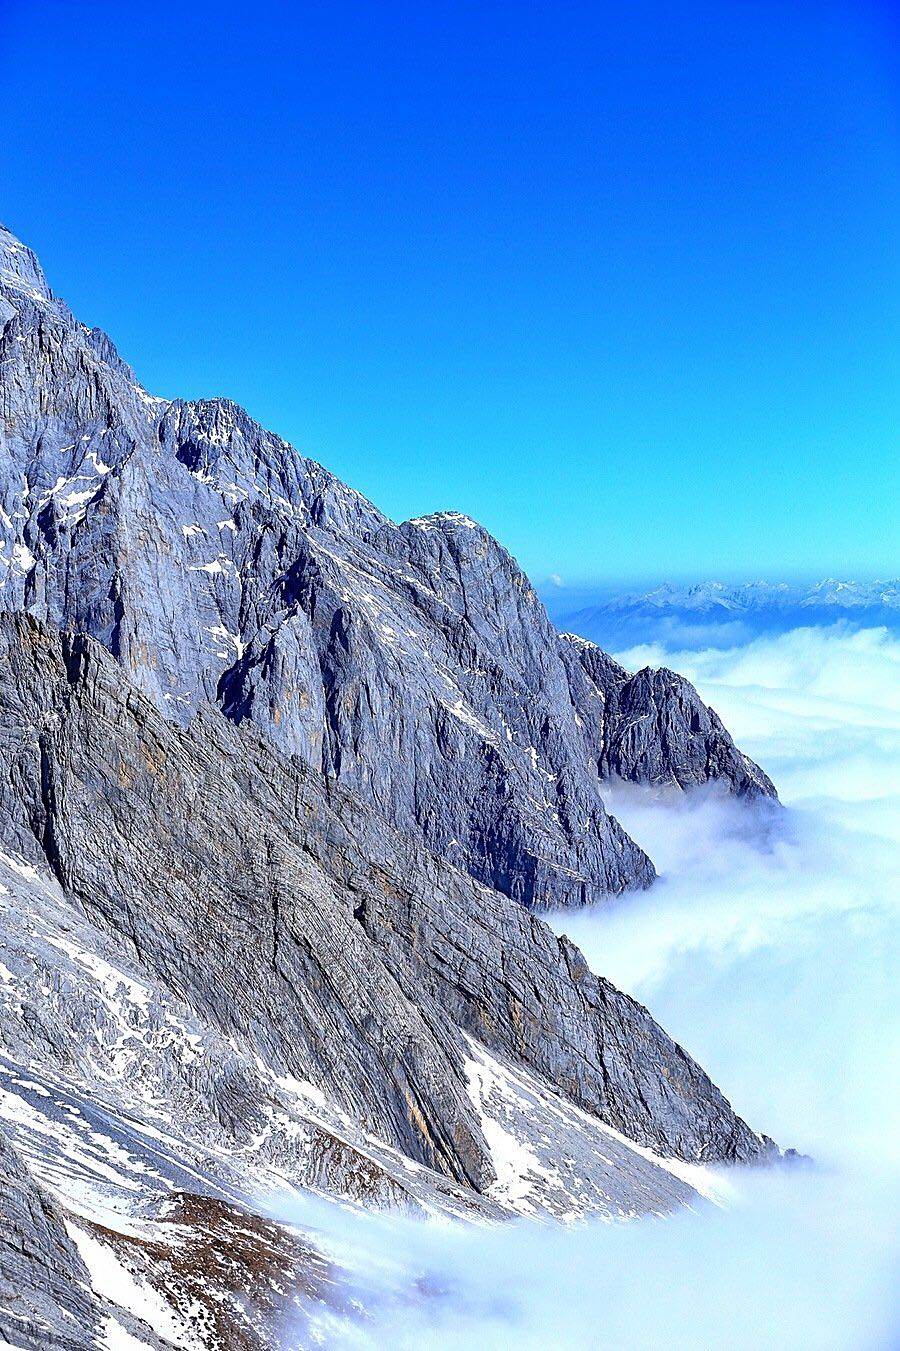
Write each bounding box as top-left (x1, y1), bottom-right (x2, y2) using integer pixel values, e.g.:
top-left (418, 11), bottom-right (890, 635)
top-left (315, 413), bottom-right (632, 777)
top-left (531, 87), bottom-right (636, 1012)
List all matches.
top-left (0, 222), bottom-right (775, 914)
top-left (0, 1128), bottom-right (101, 1351)
top-left (0, 614), bottom-right (773, 1175)
top-left (560, 633), bottom-right (777, 798)
top-left (0, 613), bottom-right (777, 1346)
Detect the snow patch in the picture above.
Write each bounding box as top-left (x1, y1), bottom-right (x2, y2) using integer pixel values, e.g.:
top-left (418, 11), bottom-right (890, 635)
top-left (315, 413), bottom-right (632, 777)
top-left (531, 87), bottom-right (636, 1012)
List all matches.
top-left (11, 542), bottom-right (34, 571)
top-left (188, 558), bottom-right (234, 576)
top-left (67, 1223), bottom-right (195, 1348)
top-left (103, 1317), bottom-right (155, 1351)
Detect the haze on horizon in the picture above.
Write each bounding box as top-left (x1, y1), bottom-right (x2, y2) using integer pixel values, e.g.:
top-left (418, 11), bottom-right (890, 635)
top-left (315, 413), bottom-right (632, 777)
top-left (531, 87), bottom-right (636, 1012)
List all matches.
top-left (2, 0), bottom-right (898, 584)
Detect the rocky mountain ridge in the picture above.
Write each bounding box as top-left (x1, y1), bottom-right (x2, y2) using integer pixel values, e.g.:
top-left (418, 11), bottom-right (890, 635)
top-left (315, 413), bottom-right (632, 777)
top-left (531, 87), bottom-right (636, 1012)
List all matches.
top-left (0, 224), bottom-right (783, 1349)
top-left (0, 221), bottom-right (775, 912)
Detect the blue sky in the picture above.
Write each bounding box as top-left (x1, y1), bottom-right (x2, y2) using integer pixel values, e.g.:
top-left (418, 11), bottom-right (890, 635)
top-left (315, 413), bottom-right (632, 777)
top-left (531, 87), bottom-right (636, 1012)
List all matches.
top-left (2, 0), bottom-right (898, 584)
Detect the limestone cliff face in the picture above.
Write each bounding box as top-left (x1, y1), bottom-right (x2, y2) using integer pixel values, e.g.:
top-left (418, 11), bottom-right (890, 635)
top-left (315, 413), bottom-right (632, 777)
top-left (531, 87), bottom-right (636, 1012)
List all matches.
top-left (0, 613), bottom-right (778, 1348)
top-left (0, 614), bottom-right (773, 1172)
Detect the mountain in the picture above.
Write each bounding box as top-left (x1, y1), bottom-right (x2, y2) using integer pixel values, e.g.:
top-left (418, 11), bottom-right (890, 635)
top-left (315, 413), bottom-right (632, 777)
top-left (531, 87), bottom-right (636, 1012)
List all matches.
top-left (545, 578), bottom-right (900, 651)
top-left (0, 224), bottom-right (782, 1348)
top-left (0, 223), bottom-right (776, 910)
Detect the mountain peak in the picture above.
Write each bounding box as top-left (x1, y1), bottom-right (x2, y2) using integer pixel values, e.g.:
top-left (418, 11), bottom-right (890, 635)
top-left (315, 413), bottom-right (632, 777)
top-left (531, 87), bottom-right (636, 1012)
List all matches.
top-left (0, 224), bottom-right (777, 913)
top-left (0, 224), bottom-right (52, 308)
top-left (544, 576), bottom-right (900, 651)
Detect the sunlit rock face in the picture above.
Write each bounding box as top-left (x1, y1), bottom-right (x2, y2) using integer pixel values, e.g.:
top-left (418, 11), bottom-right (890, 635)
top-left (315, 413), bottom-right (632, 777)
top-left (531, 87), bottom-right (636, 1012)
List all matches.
top-left (0, 226), bottom-right (781, 1348)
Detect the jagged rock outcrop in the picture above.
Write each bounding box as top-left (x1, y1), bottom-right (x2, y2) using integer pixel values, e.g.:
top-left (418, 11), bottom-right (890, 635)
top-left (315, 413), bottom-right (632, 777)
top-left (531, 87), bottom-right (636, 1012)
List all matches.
top-left (560, 633), bottom-right (777, 798)
top-left (0, 221), bottom-right (775, 914)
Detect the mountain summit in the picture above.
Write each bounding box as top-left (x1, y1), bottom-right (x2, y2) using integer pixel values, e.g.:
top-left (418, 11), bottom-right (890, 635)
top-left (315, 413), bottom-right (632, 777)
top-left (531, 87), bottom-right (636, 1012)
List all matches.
top-left (0, 224), bottom-right (774, 912)
top-left (0, 226), bottom-right (781, 1348)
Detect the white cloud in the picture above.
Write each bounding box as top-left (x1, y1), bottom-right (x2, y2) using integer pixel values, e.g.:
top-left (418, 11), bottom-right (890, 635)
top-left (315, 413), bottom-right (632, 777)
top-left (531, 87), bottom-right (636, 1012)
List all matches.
top-left (285, 1166), bottom-right (897, 1349)
top-left (279, 625), bottom-right (900, 1350)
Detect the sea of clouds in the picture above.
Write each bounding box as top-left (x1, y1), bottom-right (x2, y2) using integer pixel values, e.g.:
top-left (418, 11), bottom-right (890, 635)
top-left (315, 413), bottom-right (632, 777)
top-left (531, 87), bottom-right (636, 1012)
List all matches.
top-left (284, 624), bottom-right (899, 1350)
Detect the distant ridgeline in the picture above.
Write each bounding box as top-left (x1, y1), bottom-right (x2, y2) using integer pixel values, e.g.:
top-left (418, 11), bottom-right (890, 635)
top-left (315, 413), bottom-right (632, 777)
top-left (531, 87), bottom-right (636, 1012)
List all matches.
top-left (542, 579), bottom-right (900, 651)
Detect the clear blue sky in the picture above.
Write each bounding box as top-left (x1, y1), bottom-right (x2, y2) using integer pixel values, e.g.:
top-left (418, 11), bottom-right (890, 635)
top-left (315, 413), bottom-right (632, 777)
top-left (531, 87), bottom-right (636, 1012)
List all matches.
top-left (2, 0), bottom-right (898, 584)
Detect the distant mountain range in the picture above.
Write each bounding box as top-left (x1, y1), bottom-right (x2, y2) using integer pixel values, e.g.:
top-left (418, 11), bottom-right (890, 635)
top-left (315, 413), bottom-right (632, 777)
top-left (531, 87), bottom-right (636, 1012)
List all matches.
top-left (544, 578), bottom-right (900, 651)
